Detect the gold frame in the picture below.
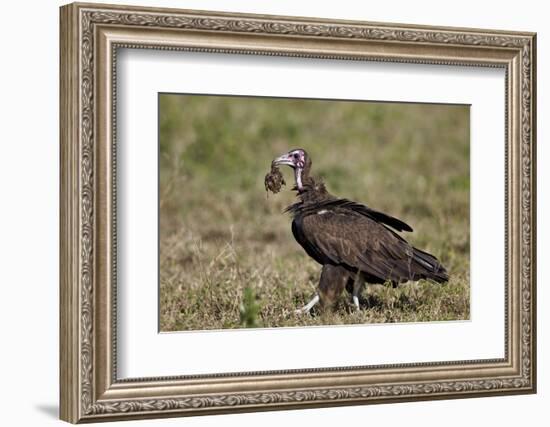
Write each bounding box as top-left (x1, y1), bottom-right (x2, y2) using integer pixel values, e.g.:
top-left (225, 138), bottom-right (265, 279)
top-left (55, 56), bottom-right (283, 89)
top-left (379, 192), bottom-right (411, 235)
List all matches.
top-left (60, 2), bottom-right (537, 423)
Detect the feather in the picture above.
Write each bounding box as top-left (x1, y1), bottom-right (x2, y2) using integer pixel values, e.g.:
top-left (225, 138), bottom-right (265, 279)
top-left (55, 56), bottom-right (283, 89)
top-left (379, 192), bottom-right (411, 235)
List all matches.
top-left (286, 175), bottom-right (446, 284)
top-left (286, 198), bottom-right (412, 232)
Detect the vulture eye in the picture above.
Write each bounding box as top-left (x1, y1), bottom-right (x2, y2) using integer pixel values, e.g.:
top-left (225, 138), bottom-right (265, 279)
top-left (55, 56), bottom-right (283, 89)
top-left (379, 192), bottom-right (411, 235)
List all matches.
top-left (293, 152), bottom-right (300, 159)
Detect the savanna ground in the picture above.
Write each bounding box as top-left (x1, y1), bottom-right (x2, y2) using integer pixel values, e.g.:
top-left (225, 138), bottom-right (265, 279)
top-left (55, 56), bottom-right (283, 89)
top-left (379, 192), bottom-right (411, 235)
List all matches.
top-left (159, 94), bottom-right (470, 331)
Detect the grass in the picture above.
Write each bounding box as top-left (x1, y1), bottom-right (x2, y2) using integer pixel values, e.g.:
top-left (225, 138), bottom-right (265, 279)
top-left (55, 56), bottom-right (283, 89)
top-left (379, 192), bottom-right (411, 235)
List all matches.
top-left (159, 94), bottom-right (470, 331)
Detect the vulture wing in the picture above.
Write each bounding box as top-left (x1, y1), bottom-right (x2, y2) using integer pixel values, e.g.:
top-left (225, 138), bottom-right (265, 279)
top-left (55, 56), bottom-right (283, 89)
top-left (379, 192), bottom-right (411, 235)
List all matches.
top-left (326, 199), bottom-right (413, 232)
top-left (295, 209), bottom-right (446, 284)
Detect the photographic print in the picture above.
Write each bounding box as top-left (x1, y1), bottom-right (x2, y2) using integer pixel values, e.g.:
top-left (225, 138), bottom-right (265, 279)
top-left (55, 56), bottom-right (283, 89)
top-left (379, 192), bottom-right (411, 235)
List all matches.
top-left (159, 94), bottom-right (470, 331)
top-left (60, 4), bottom-right (535, 421)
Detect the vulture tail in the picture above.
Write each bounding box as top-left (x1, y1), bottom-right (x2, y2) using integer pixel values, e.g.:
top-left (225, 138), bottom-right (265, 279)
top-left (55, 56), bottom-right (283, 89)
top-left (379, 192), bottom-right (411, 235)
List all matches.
top-left (411, 247), bottom-right (449, 283)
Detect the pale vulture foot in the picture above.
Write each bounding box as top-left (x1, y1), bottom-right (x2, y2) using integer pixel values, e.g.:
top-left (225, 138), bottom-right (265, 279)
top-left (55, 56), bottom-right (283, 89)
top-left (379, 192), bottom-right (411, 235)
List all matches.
top-left (352, 295), bottom-right (360, 311)
top-left (295, 294), bottom-right (320, 314)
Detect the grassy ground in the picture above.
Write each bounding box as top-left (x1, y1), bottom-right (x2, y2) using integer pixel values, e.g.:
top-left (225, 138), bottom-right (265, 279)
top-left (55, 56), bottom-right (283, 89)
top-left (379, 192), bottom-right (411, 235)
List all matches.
top-left (159, 94), bottom-right (470, 331)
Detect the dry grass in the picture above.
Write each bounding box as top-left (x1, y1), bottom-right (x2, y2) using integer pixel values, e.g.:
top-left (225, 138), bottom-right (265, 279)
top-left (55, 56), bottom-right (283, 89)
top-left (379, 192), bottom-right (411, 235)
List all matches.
top-left (159, 94), bottom-right (470, 331)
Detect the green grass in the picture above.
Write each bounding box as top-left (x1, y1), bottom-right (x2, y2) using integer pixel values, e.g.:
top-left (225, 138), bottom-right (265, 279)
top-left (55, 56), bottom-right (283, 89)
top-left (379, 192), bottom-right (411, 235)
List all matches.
top-left (159, 94), bottom-right (470, 331)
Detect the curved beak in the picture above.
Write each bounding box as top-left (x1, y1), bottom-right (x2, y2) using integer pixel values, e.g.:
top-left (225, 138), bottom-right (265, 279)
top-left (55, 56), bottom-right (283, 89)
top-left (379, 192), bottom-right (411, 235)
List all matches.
top-left (273, 152), bottom-right (295, 168)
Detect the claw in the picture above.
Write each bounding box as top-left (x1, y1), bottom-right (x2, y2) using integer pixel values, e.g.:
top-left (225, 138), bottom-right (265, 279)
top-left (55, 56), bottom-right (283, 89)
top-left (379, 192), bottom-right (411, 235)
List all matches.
top-left (295, 294), bottom-right (319, 314)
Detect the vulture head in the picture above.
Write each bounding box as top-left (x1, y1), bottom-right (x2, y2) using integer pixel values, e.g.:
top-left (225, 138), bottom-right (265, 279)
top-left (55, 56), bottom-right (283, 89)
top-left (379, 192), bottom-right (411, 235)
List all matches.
top-left (273, 148), bottom-right (312, 191)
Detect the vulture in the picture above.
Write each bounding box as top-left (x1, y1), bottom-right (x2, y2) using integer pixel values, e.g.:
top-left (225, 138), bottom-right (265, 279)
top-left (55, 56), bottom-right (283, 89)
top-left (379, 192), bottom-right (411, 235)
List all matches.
top-left (270, 148), bottom-right (448, 314)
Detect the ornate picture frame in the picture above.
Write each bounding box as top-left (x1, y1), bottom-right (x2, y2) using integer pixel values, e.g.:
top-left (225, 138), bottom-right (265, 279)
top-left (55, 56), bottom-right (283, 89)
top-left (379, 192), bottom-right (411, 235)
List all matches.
top-left (60, 2), bottom-right (536, 423)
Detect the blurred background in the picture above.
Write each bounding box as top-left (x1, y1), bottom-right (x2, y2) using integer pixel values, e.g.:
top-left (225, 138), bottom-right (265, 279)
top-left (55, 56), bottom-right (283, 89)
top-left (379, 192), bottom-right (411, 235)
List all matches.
top-left (159, 94), bottom-right (470, 331)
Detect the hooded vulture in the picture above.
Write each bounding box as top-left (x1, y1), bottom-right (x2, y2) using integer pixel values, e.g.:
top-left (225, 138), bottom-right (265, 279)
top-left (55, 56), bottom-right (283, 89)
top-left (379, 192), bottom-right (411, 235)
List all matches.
top-left (270, 148), bottom-right (448, 313)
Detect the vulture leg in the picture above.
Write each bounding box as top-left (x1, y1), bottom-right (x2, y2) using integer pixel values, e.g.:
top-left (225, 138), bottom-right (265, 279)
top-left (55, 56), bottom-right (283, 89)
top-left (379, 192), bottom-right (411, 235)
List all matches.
top-left (318, 264), bottom-right (349, 309)
top-left (295, 294), bottom-right (320, 314)
top-left (351, 272), bottom-right (365, 310)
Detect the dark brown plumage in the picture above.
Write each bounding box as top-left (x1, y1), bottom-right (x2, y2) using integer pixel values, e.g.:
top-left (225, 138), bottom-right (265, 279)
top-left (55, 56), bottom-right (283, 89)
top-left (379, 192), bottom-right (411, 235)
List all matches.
top-left (271, 148), bottom-right (448, 313)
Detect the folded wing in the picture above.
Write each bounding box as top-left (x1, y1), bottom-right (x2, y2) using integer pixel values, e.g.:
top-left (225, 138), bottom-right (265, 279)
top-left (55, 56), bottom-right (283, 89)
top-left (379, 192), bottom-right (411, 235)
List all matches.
top-left (295, 208), bottom-right (447, 284)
